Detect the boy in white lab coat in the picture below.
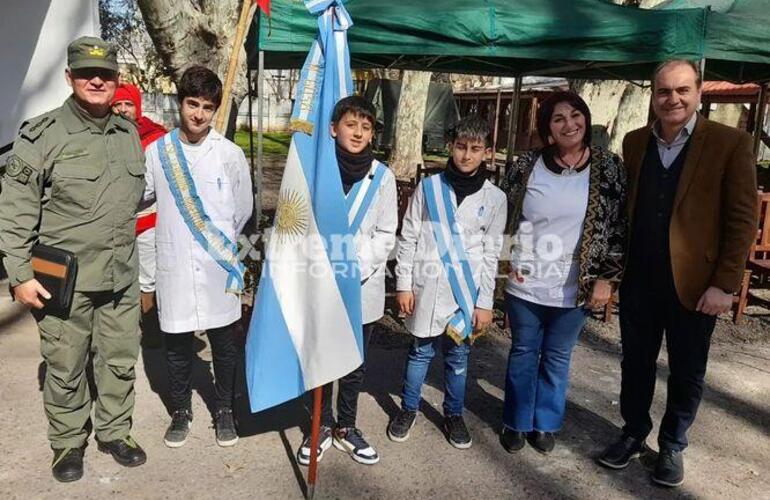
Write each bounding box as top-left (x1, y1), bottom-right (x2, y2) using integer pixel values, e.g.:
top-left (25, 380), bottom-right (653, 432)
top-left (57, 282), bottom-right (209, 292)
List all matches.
top-left (388, 115), bottom-right (507, 449)
top-left (296, 96), bottom-right (397, 466)
top-left (143, 66), bottom-right (253, 449)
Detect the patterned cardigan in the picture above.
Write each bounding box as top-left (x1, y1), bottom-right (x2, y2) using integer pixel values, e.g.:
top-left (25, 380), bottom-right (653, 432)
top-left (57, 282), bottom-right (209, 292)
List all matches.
top-left (499, 146), bottom-right (628, 305)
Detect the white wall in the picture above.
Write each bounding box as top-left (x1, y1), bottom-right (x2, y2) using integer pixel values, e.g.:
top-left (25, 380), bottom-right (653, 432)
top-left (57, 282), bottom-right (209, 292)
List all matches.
top-left (141, 93), bottom-right (180, 130)
top-left (236, 96), bottom-right (293, 132)
top-left (137, 93), bottom-right (293, 133)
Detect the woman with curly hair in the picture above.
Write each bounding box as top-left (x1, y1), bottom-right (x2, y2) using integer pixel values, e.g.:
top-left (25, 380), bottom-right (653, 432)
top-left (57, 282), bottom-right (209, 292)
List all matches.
top-left (498, 91), bottom-right (627, 454)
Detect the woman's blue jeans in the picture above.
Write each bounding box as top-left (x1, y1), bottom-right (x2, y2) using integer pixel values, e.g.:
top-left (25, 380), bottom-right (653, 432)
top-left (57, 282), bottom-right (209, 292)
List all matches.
top-left (503, 293), bottom-right (588, 432)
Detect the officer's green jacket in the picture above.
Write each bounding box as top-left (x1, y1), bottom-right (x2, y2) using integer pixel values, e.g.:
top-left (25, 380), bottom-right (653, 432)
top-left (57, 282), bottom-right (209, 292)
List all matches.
top-left (0, 96), bottom-right (146, 292)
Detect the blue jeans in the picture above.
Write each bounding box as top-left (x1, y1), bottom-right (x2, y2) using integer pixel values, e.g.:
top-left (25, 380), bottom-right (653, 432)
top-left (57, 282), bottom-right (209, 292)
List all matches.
top-left (503, 294), bottom-right (588, 432)
top-left (401, 335), bottom-right (471, 417)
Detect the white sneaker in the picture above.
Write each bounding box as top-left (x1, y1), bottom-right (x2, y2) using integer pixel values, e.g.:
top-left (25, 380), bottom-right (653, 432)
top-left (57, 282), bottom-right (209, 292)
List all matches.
top-left (333, 427), bottom-right (380, 465)
top-left (296, 425), bottom-right (333, 466)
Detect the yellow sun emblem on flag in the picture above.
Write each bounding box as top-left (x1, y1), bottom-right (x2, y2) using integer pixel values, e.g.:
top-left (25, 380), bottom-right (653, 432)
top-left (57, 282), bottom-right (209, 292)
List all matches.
top-left (275, 189), bottom-right (309, 242)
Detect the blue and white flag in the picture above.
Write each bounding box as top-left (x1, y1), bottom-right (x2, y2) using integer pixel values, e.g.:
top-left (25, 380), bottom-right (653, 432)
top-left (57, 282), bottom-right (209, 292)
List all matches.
top-left (245, 0), bottom-right (363, 413)
top-left (423, 173), bottom-right (480, 344)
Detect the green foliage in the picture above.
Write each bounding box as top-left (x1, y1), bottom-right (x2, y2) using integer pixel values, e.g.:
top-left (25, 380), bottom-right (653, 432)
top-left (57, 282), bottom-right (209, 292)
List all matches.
top-left (99, 0), bottom-right (168, 92)
top-left (234, 131), bottom-right (292, 157)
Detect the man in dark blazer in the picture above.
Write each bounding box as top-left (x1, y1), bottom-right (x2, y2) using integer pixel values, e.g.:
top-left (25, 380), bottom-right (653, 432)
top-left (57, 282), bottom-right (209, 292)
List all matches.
top-left (598, 60), bottom-right (758, 487)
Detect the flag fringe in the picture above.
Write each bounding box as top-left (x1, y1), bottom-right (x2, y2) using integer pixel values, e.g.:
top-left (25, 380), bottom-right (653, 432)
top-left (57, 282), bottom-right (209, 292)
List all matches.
top-left (290, 119), bottom-right (314, 135)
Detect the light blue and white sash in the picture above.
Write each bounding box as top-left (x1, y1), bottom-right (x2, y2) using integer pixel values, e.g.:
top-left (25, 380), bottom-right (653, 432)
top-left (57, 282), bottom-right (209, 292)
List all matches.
top-left (422, 173), bottom-right (479, 343)
top-left (157, 129), bottom-right (245, 295)
top-left (345, 161), bottom-right (386, 235)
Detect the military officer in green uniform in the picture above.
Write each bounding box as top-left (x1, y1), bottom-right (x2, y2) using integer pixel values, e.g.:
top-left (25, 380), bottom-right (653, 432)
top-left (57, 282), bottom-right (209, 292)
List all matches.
top-left (0, 36), bottom-right (147, 482)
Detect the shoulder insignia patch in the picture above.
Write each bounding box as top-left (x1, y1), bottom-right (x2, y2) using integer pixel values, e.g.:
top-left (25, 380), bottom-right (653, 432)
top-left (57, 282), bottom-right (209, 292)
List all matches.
top-left (4, 155), bottom-right (34, 184)
top-left (19, 115), bottom-right (54, 143)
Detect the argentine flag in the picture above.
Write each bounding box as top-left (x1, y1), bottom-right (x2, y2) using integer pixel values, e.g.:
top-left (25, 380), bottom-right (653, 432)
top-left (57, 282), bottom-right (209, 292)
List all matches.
top-left (245, 0), bottom-right (363, 412)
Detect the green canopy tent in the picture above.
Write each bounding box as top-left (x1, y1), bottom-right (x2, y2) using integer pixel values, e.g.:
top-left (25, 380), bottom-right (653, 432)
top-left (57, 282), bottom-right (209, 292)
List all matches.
top-left (244, 0), bottom-right (710, 220)
top-left (657, 0), bottom-right (770, 157)
top-left (659, 0), bottom-right (770, 83)
top-left (245, 0), bottom-right (708, 163)
top-left (248, 0), bottom-right (706, 80)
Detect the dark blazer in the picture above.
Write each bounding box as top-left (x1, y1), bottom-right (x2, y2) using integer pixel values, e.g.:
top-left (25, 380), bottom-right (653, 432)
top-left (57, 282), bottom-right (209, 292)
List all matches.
top-left (623, 115), bottom-right (758, 311)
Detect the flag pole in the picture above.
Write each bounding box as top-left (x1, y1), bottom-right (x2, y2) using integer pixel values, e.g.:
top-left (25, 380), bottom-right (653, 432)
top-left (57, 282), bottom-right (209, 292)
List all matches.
top-left (307, 386), bottom-right (323, 500)
top-left (215, 0), bottom-right (255, 134)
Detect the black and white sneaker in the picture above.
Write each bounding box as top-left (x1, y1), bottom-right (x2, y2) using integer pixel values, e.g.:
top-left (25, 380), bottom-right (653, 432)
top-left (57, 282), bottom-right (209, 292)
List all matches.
top-left (387, 410), bottom-right (417, 442)
top-left (333, 427), bottom-right (380, 465)
top-left (444, 415), bottom-right (472, 449)
top-left (296, 425), bottom-right (333, 466)
top-left (164, 409), bottom-right (192, 448)
top-left (214, 408), bottom-right (239, 447)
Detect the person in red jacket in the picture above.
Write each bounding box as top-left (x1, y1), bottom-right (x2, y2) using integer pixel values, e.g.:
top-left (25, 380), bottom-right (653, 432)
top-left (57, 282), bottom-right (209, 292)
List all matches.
top-left (112, 83), bottom-right (167, 325)
top-left (113, 82), bottom-right (167, 148)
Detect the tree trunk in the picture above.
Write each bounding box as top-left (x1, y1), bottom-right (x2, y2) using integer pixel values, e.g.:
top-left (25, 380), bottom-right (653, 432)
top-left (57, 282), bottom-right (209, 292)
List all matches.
top-left (136, 0), bottom-right (252, 126)
top-left (609, 83), bottom-right (652, 152)
top-left (389, 70), bottom-right (431, 180)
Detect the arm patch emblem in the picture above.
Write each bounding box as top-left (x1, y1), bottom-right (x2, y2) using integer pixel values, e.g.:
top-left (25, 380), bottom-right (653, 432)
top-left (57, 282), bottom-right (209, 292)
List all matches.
top-left (5, 155), bottom-right (34, 184)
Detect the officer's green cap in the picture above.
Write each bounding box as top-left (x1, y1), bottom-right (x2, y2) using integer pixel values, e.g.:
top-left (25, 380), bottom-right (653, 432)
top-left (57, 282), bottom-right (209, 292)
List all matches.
top-left (67, 36), bottom-right (119, 72)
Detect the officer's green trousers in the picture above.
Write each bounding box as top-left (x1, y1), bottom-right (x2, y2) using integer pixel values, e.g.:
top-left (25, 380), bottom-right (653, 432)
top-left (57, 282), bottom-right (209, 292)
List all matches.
top-left (35, 282), bottom-right (140, 449)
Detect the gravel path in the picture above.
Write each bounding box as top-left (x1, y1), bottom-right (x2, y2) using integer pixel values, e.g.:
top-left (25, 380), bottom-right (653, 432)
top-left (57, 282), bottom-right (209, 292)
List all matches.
top-left (1, 282), bottom-right (768, 499)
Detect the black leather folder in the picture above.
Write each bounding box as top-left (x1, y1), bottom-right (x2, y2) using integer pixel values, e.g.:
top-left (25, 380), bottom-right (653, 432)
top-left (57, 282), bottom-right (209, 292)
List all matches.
top-left (30, 245), bottom-right (77, 313)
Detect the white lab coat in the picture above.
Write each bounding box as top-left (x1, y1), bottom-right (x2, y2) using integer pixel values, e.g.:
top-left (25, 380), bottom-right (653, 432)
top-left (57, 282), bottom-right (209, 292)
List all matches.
top-left (137, 226), bottom-right (156, 293)
top-left (354, 165), bottom-right (398, 324)
top-left (143, 130), bottom-right (253, 333)
top-left (396, 178), bottom-right (507, 338)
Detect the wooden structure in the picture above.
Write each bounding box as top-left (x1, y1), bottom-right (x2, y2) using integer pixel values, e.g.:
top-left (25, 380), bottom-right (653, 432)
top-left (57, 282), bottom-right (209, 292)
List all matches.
top-left (454, 82), bottom-right (567, 165)
top-left (700, 81), bottom-right (770, 161)
top-left (733, 192), bottom-right (770, 323)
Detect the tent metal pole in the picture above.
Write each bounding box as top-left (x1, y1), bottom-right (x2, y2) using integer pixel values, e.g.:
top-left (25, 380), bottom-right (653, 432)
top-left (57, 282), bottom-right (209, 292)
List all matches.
top-left (248, 69), bottom-right (255, 175)
top-left (753, 83), bottom-right (768, 161)
top-left (505, 77), bottom-right (523, 165)
top-left (247, 67), bottom-right (257, 240)
top-left (256, 51), bottom-right (265, 229)
top-left (492, 89), bottom-right (502, 167)
top-left (701, 97), bottom-right (711, 119)
top-left (646, 92), bottom-right (656, 126)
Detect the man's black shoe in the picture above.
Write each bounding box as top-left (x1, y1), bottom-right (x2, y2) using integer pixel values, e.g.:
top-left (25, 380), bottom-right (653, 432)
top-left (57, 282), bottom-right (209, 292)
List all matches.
top-left (500, 428), bottom-right (526, 453)
top-left (597, 435), bottom-right (646, 469)
top-left (652, 448), bottom-right (684, 487)
top-left (51, 447), bottom-right (84, 482)
top-left (97, 436), bottom-right (147, 467)
top-left (527, 431), bottom-right (555, 453)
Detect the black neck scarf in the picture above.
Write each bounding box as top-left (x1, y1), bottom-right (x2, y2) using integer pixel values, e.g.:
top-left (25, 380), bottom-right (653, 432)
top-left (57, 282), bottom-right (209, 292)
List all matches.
top-left (444, 157), bottom-right (487, 206)
top-left (337, 143), bottom-right (374, 194)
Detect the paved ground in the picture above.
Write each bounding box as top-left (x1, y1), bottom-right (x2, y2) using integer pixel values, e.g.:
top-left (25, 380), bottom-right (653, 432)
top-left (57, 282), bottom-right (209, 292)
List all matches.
top-left (1, 281), bottom-right (769, 500)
